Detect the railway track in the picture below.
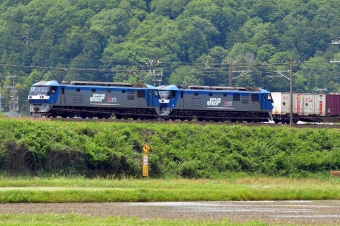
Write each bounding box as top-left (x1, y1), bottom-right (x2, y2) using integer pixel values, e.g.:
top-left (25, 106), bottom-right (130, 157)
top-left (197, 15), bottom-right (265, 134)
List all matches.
top-left (13, 116), bottom-right (340, 128)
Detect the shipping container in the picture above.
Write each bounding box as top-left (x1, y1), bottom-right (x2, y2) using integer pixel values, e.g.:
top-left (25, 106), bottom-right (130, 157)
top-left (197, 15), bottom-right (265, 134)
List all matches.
top-left (326, 94), bottom-right (340, 116)
top-left (294, 93), bottom-right (325, 116)
top-left (271, 92), bottom-right (291, 115)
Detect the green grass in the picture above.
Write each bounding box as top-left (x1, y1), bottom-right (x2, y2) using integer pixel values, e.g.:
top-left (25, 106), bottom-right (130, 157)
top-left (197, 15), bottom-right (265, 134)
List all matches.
top-left (0, 177), bottom-right (337, 225)
top-left (0, 213), bottom-right (269, 226)
top-left (0, 177), bottom-right (339, 203)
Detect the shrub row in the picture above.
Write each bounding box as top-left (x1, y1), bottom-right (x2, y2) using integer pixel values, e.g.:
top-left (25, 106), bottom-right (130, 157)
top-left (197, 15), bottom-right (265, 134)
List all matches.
top-left (0, 118), bottom-right (340, 178)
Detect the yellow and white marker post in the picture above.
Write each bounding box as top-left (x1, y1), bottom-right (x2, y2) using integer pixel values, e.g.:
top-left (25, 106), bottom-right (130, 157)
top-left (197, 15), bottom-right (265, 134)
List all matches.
top-left (142, 144), bottom-right (150, 177)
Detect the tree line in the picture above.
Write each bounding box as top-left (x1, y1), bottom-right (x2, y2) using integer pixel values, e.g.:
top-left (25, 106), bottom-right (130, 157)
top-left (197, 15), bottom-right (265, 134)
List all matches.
top-left (0, 0), bottom-right (340, 114)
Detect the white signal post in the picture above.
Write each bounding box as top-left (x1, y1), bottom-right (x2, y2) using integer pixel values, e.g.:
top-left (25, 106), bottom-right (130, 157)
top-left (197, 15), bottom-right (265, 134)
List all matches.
top-left (142, 144), bottom-right (150, 177)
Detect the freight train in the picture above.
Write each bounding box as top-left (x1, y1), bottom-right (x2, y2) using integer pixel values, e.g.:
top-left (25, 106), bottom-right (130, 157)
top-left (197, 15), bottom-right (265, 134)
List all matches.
top-left (28, 80), bottom-right (274, 122)
top-left (272, 92), bottom-right (340, 123)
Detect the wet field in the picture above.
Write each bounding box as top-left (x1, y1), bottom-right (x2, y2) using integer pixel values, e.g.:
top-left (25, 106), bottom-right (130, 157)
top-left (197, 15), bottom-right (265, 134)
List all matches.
top-left (1, 200), bottom-right (340, 225)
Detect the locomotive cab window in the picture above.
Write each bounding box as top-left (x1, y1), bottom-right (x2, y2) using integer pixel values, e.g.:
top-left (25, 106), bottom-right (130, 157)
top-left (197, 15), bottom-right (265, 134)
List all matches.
top-left (169, 90), bottom-right (176, 98)
top-left (149, 90), bottom-right (160, 98)
top-left (155, 90), bottom-right (160, 98)
top-left (159, 90), bottom-right (176, 100)
top-left (29, 86), bottom-right (50, 95)
top-left (50, 86), bottom-right (58, 94)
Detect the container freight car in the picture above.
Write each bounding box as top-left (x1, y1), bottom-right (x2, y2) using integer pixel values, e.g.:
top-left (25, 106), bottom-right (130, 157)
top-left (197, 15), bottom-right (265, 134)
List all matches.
top-left (28, 80), bottom-right (274, 122)
top-left (272, 92), bottom-right (340, 123)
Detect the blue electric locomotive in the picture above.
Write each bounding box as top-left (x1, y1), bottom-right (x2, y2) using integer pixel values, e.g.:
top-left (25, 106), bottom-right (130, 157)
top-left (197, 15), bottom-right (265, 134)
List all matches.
top-left (28, 80), bottom-right (273, 122)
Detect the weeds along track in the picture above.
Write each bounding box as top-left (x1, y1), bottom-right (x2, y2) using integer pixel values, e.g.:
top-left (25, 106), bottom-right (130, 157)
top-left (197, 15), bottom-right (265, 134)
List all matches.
top-left (8, 116), bottom-right (340, 128)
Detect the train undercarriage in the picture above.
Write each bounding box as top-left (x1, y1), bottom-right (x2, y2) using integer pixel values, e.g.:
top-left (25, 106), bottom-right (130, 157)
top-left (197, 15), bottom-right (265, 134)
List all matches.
top-left (32, 105), bottom-right (271, 122)
top-left (273, 114), bottom-right (340, 124)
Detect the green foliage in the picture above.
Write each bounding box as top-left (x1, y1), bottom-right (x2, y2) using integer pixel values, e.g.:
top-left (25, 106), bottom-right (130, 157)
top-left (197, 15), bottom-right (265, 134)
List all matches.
top-left (0, 0), bottom-right (340, 102)
top-left (1, 118), bottom-right (340, 179)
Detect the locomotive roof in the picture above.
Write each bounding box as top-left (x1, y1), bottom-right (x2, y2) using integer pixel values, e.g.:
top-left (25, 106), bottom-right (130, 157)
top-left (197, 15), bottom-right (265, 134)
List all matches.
top-left (32, 80), bottom-right (267, 92)
top-left (157, 85), bottom-right (178, 90)
top-left (33, 80), bottom-right (60, 86)
top-left (57, 81), bottom-right (156, 88)
top-left (177, 85), bottom-right (261, 91)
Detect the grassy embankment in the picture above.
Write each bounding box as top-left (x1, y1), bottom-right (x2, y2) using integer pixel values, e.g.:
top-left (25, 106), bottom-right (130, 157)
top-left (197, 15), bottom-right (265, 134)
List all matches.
top-left (1, 117), bottom-right (340, 179)
top-left (0, 117), bottom-right (340, 202)
top-left (0, 177), bottom-right (339, 202)
top-left (1, 117), bottom-right (340, 225)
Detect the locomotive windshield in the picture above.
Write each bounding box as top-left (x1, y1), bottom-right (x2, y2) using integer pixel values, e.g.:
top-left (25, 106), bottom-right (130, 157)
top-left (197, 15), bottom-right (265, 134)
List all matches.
top-left (268, 93), bottom-right (273, 102)
top-left (159, 90), bottom-right (176, 99)
top-left (29, 86), bottom-right (51, 95)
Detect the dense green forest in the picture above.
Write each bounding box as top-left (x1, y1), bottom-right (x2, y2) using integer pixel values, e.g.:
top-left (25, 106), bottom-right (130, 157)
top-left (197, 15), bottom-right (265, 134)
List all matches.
top-left (0, 0), bottom-right (340, 114)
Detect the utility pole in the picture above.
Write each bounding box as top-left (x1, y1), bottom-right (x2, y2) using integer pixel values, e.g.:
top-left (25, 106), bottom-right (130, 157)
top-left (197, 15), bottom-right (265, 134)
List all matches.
top-left (223, 59), bottom-right (250, 86)
top-left (229, 59), bottom-right (233, 86)
top-left (146, 59), bottom-right (163, 87)
top-left (0, 93), bottom-right (2, 112)
top-left (136, 63), bottom-right (145, 83)
top-left (4, 75), bottom-right (19, 116)
top-left (289, 59), bottom-right (293, 126)
top-left (272, 65), bottom-right (293, 126)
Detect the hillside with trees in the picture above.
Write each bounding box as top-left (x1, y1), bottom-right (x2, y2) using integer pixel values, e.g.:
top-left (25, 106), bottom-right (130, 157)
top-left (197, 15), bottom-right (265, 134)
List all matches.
top-left (0, 0), bottom-right (339, 114)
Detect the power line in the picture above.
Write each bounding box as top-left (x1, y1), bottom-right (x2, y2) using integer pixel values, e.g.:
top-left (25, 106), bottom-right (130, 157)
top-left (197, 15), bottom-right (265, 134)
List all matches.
top-left (1, 61), bottom-right (340, 75)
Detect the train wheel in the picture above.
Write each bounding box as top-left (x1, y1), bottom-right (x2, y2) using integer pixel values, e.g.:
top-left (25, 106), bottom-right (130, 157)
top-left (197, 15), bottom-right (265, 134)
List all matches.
top-left (98, 114), bottom-right (110, 119)
top-left (50, 114), bottom-right (57, 118)
top-left (61, 114), bottom-right (68, 118)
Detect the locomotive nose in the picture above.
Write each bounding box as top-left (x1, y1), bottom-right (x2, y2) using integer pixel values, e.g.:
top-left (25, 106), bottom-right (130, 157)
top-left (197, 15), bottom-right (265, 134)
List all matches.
top-left (159, 99), bottom-right (170, 103)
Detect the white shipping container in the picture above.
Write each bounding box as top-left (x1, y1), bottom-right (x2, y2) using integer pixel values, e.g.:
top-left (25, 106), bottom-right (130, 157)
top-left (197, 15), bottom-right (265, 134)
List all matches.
top-left (296, 93), bottom-right (325, 116)
top-left (271, 92), bottom-right (291, 115)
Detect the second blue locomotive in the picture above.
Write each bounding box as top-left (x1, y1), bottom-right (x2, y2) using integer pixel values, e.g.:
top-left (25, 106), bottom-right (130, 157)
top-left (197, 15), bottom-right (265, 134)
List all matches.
top-left (28, 80), bottom-right (273, 122)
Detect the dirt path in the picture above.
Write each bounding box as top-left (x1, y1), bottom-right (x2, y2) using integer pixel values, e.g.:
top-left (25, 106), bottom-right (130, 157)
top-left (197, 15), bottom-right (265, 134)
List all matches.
top-left (1, 200), bottom-right (340, 225)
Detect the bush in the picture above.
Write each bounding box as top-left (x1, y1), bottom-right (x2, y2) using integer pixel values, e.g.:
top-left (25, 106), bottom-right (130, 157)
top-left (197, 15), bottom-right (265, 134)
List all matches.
top-left (1, 118), bottom-right (340, 178)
